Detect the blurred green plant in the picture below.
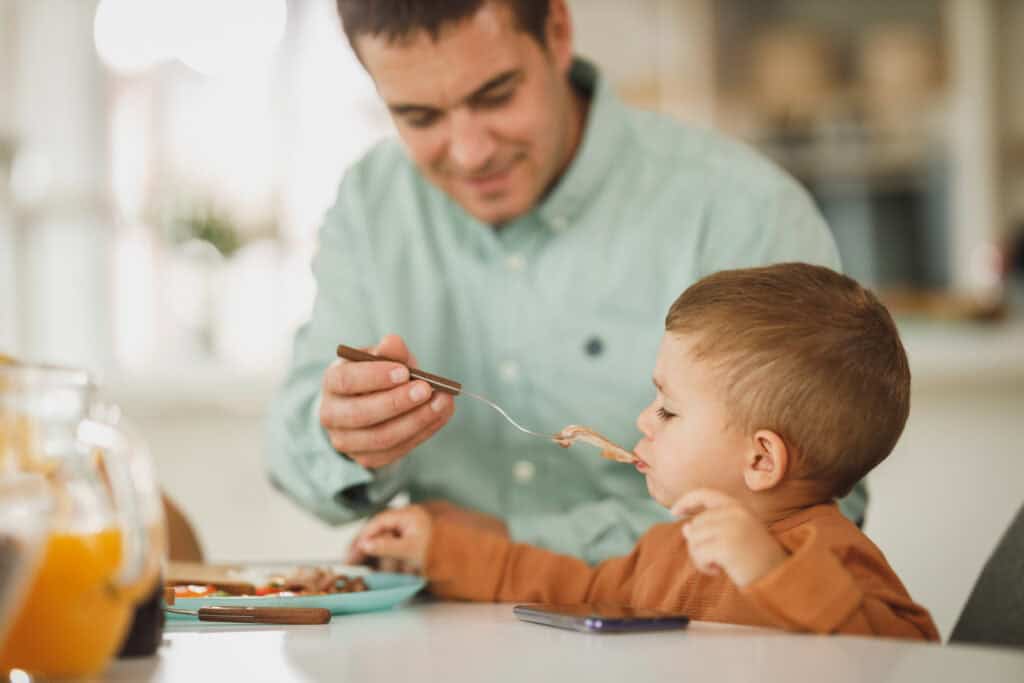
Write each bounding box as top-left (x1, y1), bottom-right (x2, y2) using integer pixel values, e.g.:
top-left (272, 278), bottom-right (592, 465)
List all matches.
top-left (155, 198), bottom-right (278, 258)
top-left (166, 204), bottom-right (242, 258)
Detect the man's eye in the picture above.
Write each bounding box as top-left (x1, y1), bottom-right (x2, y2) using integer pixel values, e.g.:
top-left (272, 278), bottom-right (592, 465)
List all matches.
top-left (404, 112), bottom-right (441, 129)
top-left (656, 407), bottom-right (676, 421)
top-left (474, 91), bottom-right (514, 109)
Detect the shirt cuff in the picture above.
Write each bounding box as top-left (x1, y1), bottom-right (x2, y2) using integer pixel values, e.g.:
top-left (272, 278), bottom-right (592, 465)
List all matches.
top-left (741, 526), bottom-right (863, 633)
top-left (307, 390), bottom-right (407, 512)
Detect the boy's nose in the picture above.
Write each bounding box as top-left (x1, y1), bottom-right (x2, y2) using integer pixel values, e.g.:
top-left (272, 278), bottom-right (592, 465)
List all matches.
top-left (635, 406), bottom-right (655, 439)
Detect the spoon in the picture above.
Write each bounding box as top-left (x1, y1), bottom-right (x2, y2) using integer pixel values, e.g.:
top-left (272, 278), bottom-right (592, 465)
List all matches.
top-left (337, 345), bottom-right (562, 441)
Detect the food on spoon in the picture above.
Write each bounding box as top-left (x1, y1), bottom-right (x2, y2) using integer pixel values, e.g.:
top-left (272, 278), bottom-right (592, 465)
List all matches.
top-left (554, 425), bottom-right (637, 464)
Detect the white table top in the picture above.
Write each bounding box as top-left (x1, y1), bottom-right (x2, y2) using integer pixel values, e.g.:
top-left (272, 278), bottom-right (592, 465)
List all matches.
top-left (106, 601), bottom-right (1024, 682)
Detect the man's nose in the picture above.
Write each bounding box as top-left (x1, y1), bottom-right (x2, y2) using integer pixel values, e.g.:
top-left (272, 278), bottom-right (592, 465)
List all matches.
top-left (448, 110), bottom-right (496, 172)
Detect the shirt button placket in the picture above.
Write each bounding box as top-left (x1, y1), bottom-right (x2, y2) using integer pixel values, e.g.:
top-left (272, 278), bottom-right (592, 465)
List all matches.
top-left (504, 254), bottom-right (526, 272)
top-left (513, 460), bottom-right (535, 484)
top-left (550, 215), bottom-right (570, 233)
top-left (498, 360), bottom-right (520, 384)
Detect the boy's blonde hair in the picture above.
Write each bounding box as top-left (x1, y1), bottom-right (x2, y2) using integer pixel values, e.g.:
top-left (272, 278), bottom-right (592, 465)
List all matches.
top-left (665, 263), bottom-right (910, 497)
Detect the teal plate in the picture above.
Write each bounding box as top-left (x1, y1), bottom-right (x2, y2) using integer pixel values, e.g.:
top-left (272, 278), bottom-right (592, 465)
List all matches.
top-left (167, 572), bottom-right (425, 620)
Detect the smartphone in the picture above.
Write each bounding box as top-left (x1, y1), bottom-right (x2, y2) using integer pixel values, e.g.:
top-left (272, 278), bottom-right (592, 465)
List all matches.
top-left (512, 603), bottom-right (690, 633)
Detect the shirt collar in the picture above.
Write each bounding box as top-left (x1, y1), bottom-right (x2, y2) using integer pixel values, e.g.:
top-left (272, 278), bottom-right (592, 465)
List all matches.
top-left (534, 57), bottom-right (630, 234)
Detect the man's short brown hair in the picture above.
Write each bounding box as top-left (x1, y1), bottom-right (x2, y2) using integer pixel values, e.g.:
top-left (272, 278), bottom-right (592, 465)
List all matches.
top-left (665, 263), bottom-right (910, 497)
top-left (336, 0), bottom-right (550, 49)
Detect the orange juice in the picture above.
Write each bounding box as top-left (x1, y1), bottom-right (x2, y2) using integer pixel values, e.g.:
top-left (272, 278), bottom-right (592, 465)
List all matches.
top-left (0, 528), bottom-right (135, 678)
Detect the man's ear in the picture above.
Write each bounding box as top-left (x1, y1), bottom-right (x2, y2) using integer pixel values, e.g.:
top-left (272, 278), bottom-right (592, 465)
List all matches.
top-left (545, 0), bottom-right (574, 71)
top-left (743, 429), bottom-right (789, 492)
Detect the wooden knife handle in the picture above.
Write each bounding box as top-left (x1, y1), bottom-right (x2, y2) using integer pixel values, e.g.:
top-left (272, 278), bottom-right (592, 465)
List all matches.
top-left (336, 344), bottom-right (462, 395)
top-left (196, 606), bottom-right (332, 625)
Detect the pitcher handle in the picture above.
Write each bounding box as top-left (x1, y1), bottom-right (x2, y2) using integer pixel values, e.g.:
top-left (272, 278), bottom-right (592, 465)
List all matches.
top-left (78, 407), bottom-right (167, 597)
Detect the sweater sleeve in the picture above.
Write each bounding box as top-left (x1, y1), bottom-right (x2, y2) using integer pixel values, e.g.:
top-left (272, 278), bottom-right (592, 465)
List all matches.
top-left (425, 518), bottom-right (646, 604)
top-left (741, 526), bottom-right (939, 640)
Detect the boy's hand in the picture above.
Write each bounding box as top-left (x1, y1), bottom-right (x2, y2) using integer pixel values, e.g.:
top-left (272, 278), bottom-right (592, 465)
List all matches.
top-left (346, 505), bottom-right (432, 573)
top-left (671, 489), bottom-right (789, 588)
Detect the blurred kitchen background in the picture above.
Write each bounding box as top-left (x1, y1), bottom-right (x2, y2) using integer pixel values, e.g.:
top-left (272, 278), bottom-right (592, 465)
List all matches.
top-left (1, 0), bottom-right (1022, 638)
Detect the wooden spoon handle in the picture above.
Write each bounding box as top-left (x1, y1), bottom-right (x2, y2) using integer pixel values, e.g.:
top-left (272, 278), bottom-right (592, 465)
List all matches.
top-left (196, 606), bottom-right (332, 624)
top-left (336, 344), bottom-right (462, 395)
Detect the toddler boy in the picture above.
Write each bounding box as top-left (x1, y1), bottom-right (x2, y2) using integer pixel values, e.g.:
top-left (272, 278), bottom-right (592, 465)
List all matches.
top-left (351, 263), bottom-right (938, 639)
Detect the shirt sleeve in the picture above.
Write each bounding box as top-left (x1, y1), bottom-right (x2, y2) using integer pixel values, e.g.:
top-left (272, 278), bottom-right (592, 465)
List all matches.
top-left (506, 496), bottom-right (673, 565)
top-left (741, 526), bottom-right (939, 640)
top-left (698, 169), bottom-right (842, 277)
top-left (426, 517), bottom-right (645, 604)
top-left (264, 172), bottom-right (409, 525)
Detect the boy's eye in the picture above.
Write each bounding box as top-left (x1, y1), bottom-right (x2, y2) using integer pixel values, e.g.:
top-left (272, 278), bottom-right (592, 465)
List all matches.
top-left (656, 407), bottom-right (676, 421)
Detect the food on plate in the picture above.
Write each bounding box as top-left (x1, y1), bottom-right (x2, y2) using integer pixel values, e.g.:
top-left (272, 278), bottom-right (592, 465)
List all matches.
top-left (167, 566), bottom-right (369, 599)
top-left (261, 566), bottom-right (369, 596)
top-left (554, 425), bottom-right (638, 464)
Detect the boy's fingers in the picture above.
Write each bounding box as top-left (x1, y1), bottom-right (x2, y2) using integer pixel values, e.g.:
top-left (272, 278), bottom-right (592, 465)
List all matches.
top-left (361, 533), bottom-right (415, 560)
top-left (686, 537), bottom-right (723, 576)
top-left (375, 556), bottom-right (403, 573)
top-left (698, 562), bottom-right (723, 576)
top-left (671, 488), bottom-right (735, 518)
top-left (344, 539), bottom-right (368, 565)
top-left (351, 511), bottom-right (405, 550)
top-left (672, 501), bottom-right (706, 521)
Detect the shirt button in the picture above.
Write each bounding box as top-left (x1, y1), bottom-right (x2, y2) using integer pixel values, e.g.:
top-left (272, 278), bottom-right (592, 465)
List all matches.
top-left (504, 254), bottom-right (526, 272)
top-left (499, 360), bottom-right (520, 383)
top-left (513, 460), bottom-right (536, 483)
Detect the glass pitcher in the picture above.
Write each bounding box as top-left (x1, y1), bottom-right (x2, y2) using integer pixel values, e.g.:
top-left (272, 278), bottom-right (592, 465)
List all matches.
top-left (0, 363), bottom-right (166, 679)
top-left (0, 473), bottom-right (53, 649)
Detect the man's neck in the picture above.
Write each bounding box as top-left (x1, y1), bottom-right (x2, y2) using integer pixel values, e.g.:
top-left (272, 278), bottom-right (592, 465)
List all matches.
top-left (494, 78), bottom-right (590, 230)
top-left (557, 79), bottom-right (590, 184)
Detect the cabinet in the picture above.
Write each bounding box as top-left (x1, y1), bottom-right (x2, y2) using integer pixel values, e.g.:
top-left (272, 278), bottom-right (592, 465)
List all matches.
top-left (572, 0), bottom-right (1010, 311)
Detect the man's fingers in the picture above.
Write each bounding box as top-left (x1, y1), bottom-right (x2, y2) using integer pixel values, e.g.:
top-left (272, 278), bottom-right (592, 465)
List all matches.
top-left (330, 394), bottom-right (454, 455)
top-left (342, 400), bottom-right (454, 469)
top-left (325, 356), bottom-right (410, 398)
top-left (322, 380), bottom-right (436, 430)
top-left (374, 334), bottom-right (414, 366)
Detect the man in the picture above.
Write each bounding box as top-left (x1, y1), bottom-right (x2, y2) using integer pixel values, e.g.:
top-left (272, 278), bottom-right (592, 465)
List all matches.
top-left (267, 0), bottom-right (865, 565)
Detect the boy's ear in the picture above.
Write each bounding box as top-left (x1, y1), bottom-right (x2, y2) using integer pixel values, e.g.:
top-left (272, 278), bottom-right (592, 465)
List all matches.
top-left (743, 429), bottom-right (789, 492)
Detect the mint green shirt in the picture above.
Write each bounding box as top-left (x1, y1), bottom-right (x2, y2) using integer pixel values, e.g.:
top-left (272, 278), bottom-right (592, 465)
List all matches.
top-left (266, 59), bottom-right (866, 564)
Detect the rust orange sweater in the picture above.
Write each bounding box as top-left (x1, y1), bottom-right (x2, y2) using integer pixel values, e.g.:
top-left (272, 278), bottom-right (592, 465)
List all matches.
top-left (425, 503), bottom-right (938, 640)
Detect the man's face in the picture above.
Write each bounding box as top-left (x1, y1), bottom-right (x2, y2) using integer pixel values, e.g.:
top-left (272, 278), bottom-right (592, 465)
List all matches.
top-left (355, 2), bottom-right (577, 225)
top-left (633, 333), bottom-right (750, 509)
